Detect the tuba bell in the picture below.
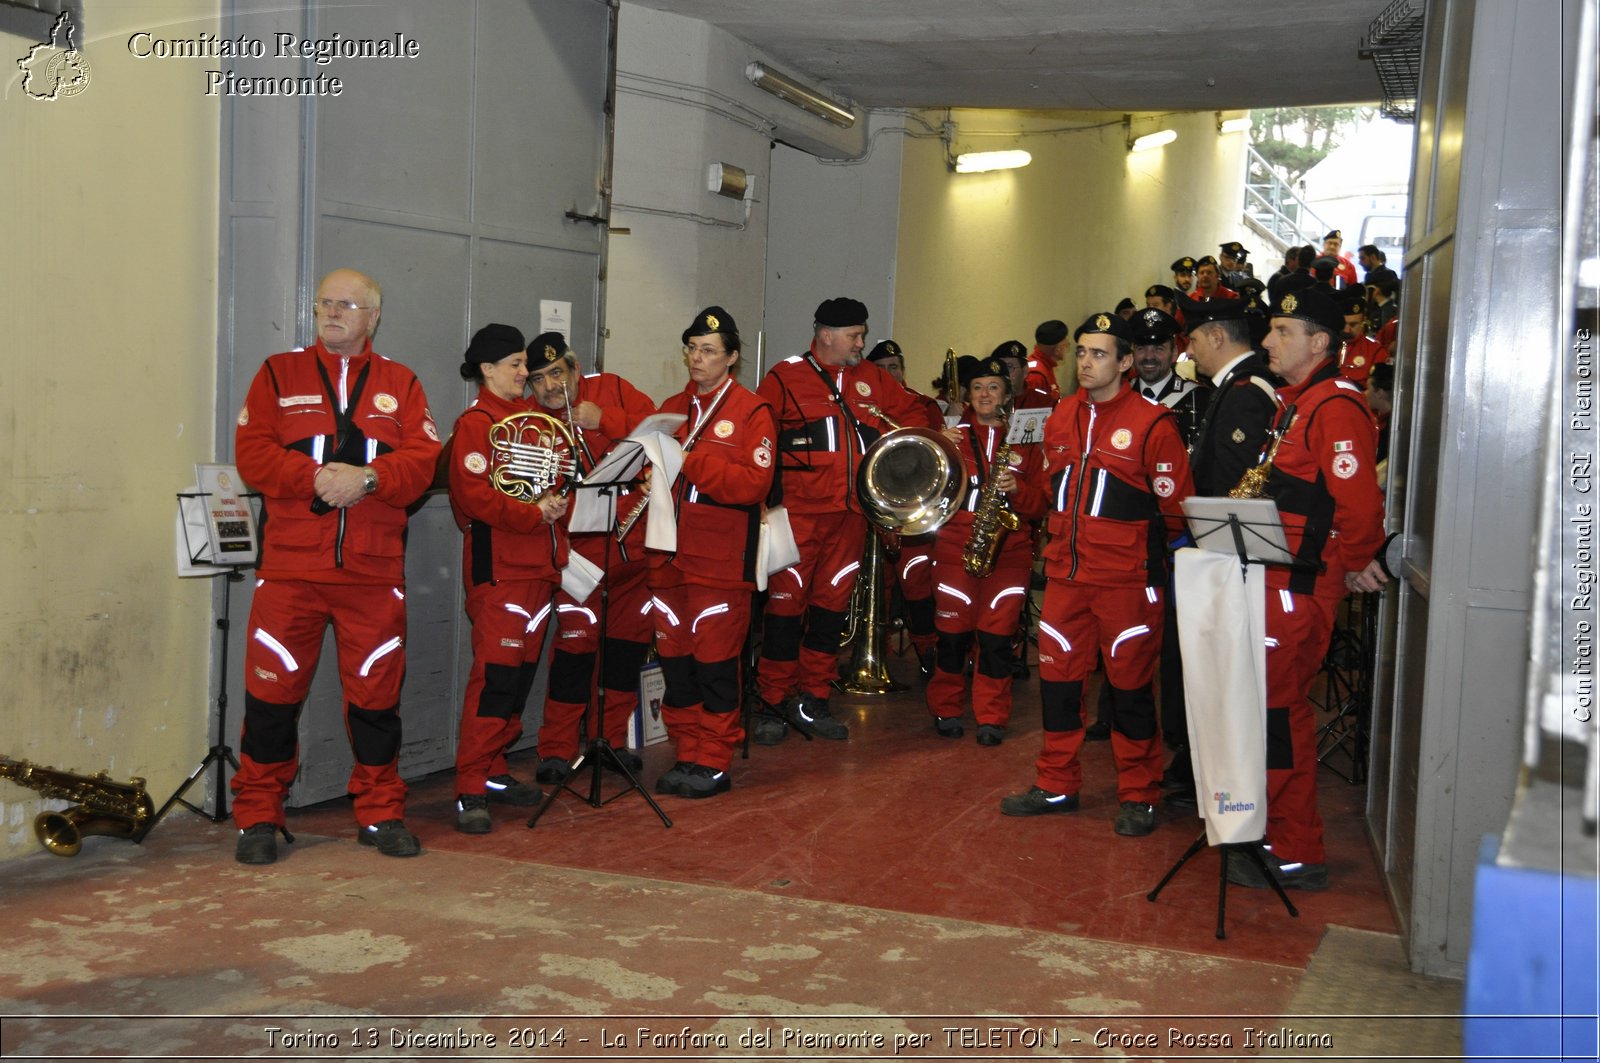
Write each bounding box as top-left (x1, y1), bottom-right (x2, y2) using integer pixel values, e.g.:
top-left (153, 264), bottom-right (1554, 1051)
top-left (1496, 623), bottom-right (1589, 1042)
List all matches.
top-left (856, 404), bottom-right (964, 536)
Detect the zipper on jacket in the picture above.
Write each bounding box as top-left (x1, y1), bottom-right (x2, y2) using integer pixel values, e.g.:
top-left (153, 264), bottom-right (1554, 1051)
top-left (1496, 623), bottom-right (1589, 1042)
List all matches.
top-left (1065, 404), bottom-right (1097, 580)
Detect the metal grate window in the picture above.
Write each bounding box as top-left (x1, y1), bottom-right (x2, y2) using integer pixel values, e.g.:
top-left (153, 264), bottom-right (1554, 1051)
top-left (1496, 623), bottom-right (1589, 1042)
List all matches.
top-left (1359, 0), bottom-right (1425, 123)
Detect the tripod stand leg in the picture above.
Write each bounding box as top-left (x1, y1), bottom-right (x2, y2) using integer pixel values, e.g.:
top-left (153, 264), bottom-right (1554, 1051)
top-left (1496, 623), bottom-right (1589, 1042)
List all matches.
top-left (138, 745), bottom-right (239, 842)
top-left (1146, 830), bottom-right (1209, 901)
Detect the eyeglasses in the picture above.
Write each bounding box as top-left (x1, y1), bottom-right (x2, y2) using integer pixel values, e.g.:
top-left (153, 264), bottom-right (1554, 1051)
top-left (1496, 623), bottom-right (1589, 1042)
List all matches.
top-left (314, 298), bottom-right (370, 313)
top-left (683, 343), bottom-right (727, 357)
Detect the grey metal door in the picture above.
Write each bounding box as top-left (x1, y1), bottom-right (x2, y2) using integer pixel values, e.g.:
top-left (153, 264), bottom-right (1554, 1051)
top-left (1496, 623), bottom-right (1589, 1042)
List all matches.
top-left (215, 0), bottom-right (613, 808)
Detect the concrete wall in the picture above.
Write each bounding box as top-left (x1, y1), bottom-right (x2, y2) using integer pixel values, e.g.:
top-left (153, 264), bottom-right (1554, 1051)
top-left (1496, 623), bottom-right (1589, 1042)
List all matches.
top-left (892, 108), bottom-right (1249, 393)
top-left (0, 0), bottom-right (219, 858)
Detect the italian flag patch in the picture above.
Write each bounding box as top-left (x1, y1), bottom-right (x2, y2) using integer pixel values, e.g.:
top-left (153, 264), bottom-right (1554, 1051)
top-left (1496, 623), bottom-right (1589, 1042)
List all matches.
top-left (1156, 462), bottom-right (1173, 472)
top-left (1332, 440), bottom-right (1354, 453)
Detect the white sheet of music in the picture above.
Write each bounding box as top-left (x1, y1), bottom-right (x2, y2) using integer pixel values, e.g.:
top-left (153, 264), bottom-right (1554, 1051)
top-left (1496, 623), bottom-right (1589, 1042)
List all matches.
top-left (1007, 407), bottom-right (1049, 444)
top-left (568, 440), bottom-right (646, 534)
top-left (635, 432), bottom-right (683, 552)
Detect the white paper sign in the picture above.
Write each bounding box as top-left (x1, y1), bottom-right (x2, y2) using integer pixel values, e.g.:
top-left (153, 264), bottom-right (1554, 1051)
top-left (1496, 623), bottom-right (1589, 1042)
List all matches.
top-left (539, 300), bottom-right (572, 339)
top-left (1007, 407), bottom-right (1050, 445)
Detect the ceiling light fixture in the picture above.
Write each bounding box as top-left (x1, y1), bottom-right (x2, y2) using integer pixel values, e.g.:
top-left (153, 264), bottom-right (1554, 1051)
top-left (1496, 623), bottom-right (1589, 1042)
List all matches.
top-left (1129, 128), bottom-right (1177, 153)
top-left (745, 62), bottom-right (855, 128)
top-left (954, 150), bottom-right (1032, 173)
top-left (1217, 113), bottom-right (1252, 134)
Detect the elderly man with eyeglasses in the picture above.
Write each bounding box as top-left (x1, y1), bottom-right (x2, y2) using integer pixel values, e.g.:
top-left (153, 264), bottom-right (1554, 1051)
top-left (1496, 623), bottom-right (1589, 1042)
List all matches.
top-left (231, 268), bottom-right (442, 865)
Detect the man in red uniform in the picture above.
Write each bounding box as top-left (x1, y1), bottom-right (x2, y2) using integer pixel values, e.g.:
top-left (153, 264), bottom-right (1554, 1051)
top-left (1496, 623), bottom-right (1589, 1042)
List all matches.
top-left (649, 307), bottom-right (776, 798)
top-left (1321, 229), bottom-right (1360, 290)
top-left (1000, 312), bottom-right (1194, 838)
top-left (752, 297), bottom-right (935, 744)
top-left (1335, 296), bottom-right (1390, 387)
top-left (1193, 256), bottom-right (1240, 302)
top-left (1024, 321), bottom-right (1068, 408)
top-left (446, 325), bottom-right (569, 833)
top-left (522, 333), bottom-right (659, 785)
top-left (866, 339), bottom-right (942, 678)
top-left (232, 268), bottom-right (441, 864)
top-left (1229, 286), bottom-right (1385, 891)
top-left (925, 356), bottom-right (1046, 743)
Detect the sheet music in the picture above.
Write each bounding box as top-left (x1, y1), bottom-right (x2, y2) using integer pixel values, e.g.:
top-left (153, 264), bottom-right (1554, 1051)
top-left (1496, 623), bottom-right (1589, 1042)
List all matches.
top-left (628, 412), bottom-right (688, 439)
top-left (568, 440), bottom-right (647, 533)
top-left (1180, 497), bottom-right (1295, 565)
top-left (1007, 407), bottom-right (1049, 444)
top-left (635, 432), bottom-right (684, 552)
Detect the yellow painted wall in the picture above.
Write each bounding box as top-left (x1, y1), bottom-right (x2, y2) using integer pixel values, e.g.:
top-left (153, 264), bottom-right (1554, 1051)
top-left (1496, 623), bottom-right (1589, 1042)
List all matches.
top-left (1, 0), bottom-right (219, 859)
top-left (893, 109), bottom-right (1251, 395)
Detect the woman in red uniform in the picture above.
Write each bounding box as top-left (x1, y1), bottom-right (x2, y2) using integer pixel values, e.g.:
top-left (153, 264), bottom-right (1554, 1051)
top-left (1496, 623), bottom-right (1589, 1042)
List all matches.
top-left (648, 307), bottom-right (776, 798)
top-left (446, 324), bottom-right (569, 833)
top-left (925, 356), bottom-right (1046, 745)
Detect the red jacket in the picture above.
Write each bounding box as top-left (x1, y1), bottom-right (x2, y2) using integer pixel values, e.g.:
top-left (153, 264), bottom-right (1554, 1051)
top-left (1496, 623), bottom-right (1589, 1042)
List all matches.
top-left (1023, 347), bottom-right (1062, 408)
top-left (563, 372), bottom-right (658, 563)
top-left (1264, 361), bottom-right (1385, 597)
top-left (236, 338), bottom-right (440, 584)
top-left (932, 418), bottom-right (1047, 567)
top-left (1338, 336), bottom-right (1390, 387)
top-left (757, 353), bottom-right (935, 514)
top-left (657, 379), bottom-right (777, 589)
top-left (447, 388), bottom-right (567, 586)
top-left (1039, 386), bottom-right (1194, 587)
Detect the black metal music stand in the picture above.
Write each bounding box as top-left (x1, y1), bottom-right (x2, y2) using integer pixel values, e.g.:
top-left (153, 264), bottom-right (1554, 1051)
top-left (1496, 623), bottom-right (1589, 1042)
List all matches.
top-left (143, 491), bottom-right (256, 839)
top-left (1316, 591), bottom-right (1376, 783)
top-left (528, 470), bottom-right (671, 830)
top-left (1145, 501), bottom-right (1315, 937)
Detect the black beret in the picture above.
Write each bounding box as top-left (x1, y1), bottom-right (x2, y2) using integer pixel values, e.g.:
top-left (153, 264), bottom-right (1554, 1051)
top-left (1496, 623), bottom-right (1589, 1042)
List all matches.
top-left (1144, 283), bottom-right (1177, 303)
top-left (528, 331), bottom-right (569, 366)
top-left (1034, 319), bottom-right (1068, 345)
top-left (1171, 256), bottom-right (1197, 273)
top-left (814, 297), bottom-right (869, 328)
top-left (865, 339), bottom-right (902, 362)
top-left (1182, 297), bottom-right (1248, 332)
top-left (991, 339), bottom-right (1027, 363)
top-left (683, 306), bottom-right (737, 346)
top-left (1114, 297), bottom-right (1137, 313)
top-left (1073, 311), bottom-right (1134, 343)
top-left (957, 355), bottom-right (1008, 387)
top-left (1220, 241), bottom-right (1248, 257)
top-left (1272, 287), bottom-right (1345, 334)
top-left (460, 323), bottom-right (527, 380)
top-left (1129, 307), bottom-right (1180, 344)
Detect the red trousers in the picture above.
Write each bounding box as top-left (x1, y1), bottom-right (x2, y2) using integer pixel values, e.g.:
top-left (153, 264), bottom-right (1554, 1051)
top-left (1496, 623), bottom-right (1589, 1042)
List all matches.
top-left (651, 580), bottom-right (750, 771)
top-left (1033, 580), bottom-right (1165, 803)
top-left (233, 579), bottom-right (409, 829)
top-left (757, 509), bottom-right (867, 703)
top-left (454, 578), bottom-right (556, 794)
top-left (1263, 587), bottom-right (1338, 864)
top-left (537, 557), bottom-right (653, 761)
top-left (925, 557), bottom-right (1030, 726)
top-left (894, 536), bottom-right (937, 655)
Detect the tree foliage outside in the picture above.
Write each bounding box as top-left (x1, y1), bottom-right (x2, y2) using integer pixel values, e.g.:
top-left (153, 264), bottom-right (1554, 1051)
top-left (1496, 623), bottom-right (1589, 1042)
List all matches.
top-left (1250, 106), bottom-right (1377, 186)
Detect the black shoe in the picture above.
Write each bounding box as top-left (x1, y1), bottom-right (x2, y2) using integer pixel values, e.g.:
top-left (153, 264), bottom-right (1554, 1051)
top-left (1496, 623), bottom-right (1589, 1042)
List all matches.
top-left (789, 694), bottom-right (848, 740)
top-left (677, 763), bottom-right (731, 799)
top-left (606, 748), bottom-right (644, 775)
top-left (485, 773), bottom-right (541, 805)
top-left (357, 819), bottom-right (421, 857)
top-left (917, 648), bottom-right (936, 680)
top-left (1226, 846), bottom-right (1330, 891)
top-left (535, 757), bottom-right (573, 785)
top-left (975, 724), bottom-right (1004, 747)
top-left (1164, 788), bottom-right (1198, 810)
top-left (1113, 801), bottom-right (1156, 837)
top-left (235, 823), bottom-right (279, 865)
top-left (655, 761), bottom-right (693, 795)
top-left (454, 793), bottom-right (491, 834)
top-left (933, 716), bottom-right (964, 739)
top-left (750, 710), bottom-right (789, 746)
top-left (999, 787), bottom-right (1080, 816)
top-left (1083, 720), bottom-right (1111, 742)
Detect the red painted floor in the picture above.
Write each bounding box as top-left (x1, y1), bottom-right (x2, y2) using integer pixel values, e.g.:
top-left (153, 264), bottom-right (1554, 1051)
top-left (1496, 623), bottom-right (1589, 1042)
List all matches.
top-left (290, 657), bottom-right (1394, 975)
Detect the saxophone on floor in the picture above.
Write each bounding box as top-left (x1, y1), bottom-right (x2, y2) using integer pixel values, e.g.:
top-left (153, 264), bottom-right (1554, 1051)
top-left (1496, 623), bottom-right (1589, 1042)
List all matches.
top-left (0, 755), bottom-right (154, 856)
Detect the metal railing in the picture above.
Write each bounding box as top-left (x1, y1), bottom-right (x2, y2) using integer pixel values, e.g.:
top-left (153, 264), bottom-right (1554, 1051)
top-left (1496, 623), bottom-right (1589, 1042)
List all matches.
top-left (1243, 144), bottom-right (1330, 251)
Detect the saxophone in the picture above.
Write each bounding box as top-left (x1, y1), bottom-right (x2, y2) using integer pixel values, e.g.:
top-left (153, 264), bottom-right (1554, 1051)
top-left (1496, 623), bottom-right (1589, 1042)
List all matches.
top-left (1229, 404), bottom-right (1296, 498)
top-left (0, 755), bottom-right (154, 857)
top-left (962, 419), bottom-right (1023, 577)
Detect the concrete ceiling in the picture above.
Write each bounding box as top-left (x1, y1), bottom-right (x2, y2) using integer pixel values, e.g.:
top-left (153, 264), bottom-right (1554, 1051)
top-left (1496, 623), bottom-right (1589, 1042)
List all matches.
top-left (628, 0), bottom-right (1391, 112)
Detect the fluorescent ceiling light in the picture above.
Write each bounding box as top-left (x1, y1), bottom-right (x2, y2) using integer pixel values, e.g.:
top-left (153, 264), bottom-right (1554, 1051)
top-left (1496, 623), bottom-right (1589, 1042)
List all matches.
top-left (1219, 116), bottom-right (1252, 134)
top-left (1130, 129), bottom-right (1177, 152)
top-left (745, 62), bottom-right (855, 128)
top-left (954, 150), bottom-right (1032, 173)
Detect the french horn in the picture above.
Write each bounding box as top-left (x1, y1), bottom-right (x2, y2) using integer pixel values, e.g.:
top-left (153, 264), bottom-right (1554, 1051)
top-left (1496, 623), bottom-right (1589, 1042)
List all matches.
top-left (488, 411), bottom-right (578, 501)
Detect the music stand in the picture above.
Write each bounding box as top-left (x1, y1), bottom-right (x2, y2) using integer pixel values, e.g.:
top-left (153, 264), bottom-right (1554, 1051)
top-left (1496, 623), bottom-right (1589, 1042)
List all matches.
top-left (143, 487), bottom-right (258, 839)
top-left (1146, 497), bottom-right (1311, 938)
top-left (528, 446), bottom-right (671, 830)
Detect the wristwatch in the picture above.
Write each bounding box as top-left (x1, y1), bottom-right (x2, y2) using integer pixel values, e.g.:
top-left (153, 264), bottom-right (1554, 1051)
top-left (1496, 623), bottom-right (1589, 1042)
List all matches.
top-left (362, 468), bottom-right (378, 495)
